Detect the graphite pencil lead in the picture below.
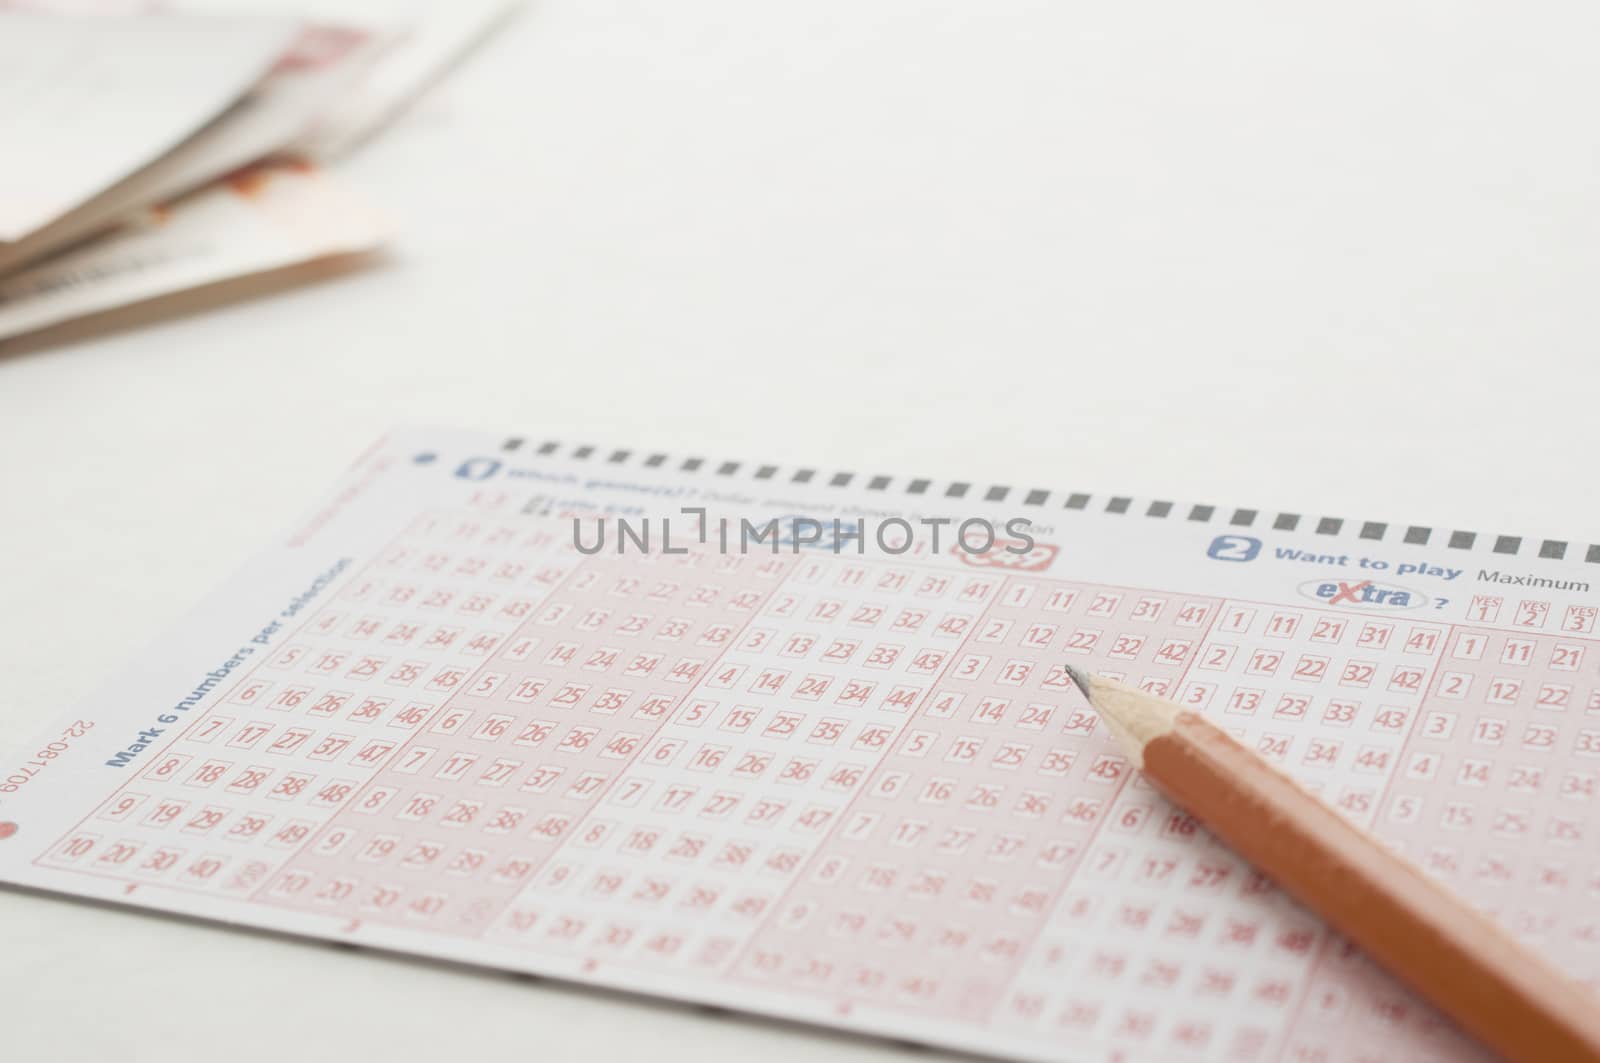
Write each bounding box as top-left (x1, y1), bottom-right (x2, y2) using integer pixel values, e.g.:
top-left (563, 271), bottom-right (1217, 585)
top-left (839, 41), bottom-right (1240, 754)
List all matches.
top-left (1061, 662), bottom-right (1093, 700)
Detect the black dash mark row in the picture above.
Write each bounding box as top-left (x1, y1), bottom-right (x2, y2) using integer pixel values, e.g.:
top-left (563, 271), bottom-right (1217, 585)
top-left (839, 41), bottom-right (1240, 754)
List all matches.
top-left (503, 438), bottom-right (1596, 563)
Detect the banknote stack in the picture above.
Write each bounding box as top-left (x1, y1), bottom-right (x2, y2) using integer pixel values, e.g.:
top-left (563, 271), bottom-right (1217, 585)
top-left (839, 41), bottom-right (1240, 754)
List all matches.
top-left (0, 0), bottom-right (515, 344)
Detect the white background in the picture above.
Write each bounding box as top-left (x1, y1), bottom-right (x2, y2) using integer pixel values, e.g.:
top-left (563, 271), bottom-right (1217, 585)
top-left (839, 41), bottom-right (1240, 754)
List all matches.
top-left (2, 3), bottom-right (1597, 1061)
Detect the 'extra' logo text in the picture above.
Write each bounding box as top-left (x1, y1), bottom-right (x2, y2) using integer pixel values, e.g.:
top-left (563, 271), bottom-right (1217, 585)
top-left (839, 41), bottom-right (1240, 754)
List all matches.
top-left (1296, 579), bottom-right (1429, 611)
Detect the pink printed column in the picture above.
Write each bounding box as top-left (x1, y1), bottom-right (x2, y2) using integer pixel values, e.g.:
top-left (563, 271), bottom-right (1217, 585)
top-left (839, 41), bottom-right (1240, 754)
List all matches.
top-left (259, 548), bottom-right (796, 931)
top-left (733, 579), bottom-right (1219, 1023)
top-left (480, 556), bottom-right (1011, 977)
top-left (1282, 624), bottom-right (1600, 1063)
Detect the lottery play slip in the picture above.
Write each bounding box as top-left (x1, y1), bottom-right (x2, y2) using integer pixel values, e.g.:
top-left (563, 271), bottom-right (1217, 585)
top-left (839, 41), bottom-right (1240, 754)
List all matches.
top-left (3, 428), bottom-right (1598, 1063)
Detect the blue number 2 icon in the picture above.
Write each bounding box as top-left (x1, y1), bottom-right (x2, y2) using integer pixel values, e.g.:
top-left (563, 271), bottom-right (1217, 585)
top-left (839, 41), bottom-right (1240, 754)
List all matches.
top-left (1207, 535), bottom-right (1261, 562)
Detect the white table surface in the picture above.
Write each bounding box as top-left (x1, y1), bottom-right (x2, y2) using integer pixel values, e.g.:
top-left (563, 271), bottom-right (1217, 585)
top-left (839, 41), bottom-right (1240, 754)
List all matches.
top-left (3, 3), bottom-right (1597, 1061)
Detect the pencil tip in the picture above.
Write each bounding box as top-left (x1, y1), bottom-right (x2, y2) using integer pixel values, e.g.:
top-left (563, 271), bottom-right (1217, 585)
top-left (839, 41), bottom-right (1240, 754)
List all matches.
top-left (1062, 663), bottom-right (1093, 700)
top-left (1060, 667), bottom-right (1180, 763)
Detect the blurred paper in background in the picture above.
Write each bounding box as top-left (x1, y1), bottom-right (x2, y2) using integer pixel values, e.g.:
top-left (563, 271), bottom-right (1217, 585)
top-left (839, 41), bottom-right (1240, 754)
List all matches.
top-left (0, 12), bottom-right (297, 242)
top-left (0, 161), bottom-right (386, 340)
top-left (257, 0), bottom-right (518, 159)
top-left (0, 0), bottom-right (516, 342)
top-left (0, 24), bottom-right (382, 274)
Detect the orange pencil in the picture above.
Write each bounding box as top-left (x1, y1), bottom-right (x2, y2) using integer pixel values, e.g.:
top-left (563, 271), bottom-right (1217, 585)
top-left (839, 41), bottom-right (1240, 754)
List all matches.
top-left (1064, 665), bottom-right (1600, 1063)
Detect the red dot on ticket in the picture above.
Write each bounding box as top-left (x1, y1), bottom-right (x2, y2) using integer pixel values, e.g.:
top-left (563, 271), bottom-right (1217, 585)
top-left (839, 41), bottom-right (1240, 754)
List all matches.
top-left (0, 822), bottom-right (17, 840)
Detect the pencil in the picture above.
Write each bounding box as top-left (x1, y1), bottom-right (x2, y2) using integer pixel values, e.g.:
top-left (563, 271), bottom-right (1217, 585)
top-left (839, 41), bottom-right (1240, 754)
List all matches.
top-left (1062, 664), bottom-right (1600, 1063)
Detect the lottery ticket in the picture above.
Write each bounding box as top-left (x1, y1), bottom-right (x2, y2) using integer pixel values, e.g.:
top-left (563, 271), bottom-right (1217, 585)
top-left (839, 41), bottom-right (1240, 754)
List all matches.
top-left (3, 427), bottom-right (1597, 1063)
